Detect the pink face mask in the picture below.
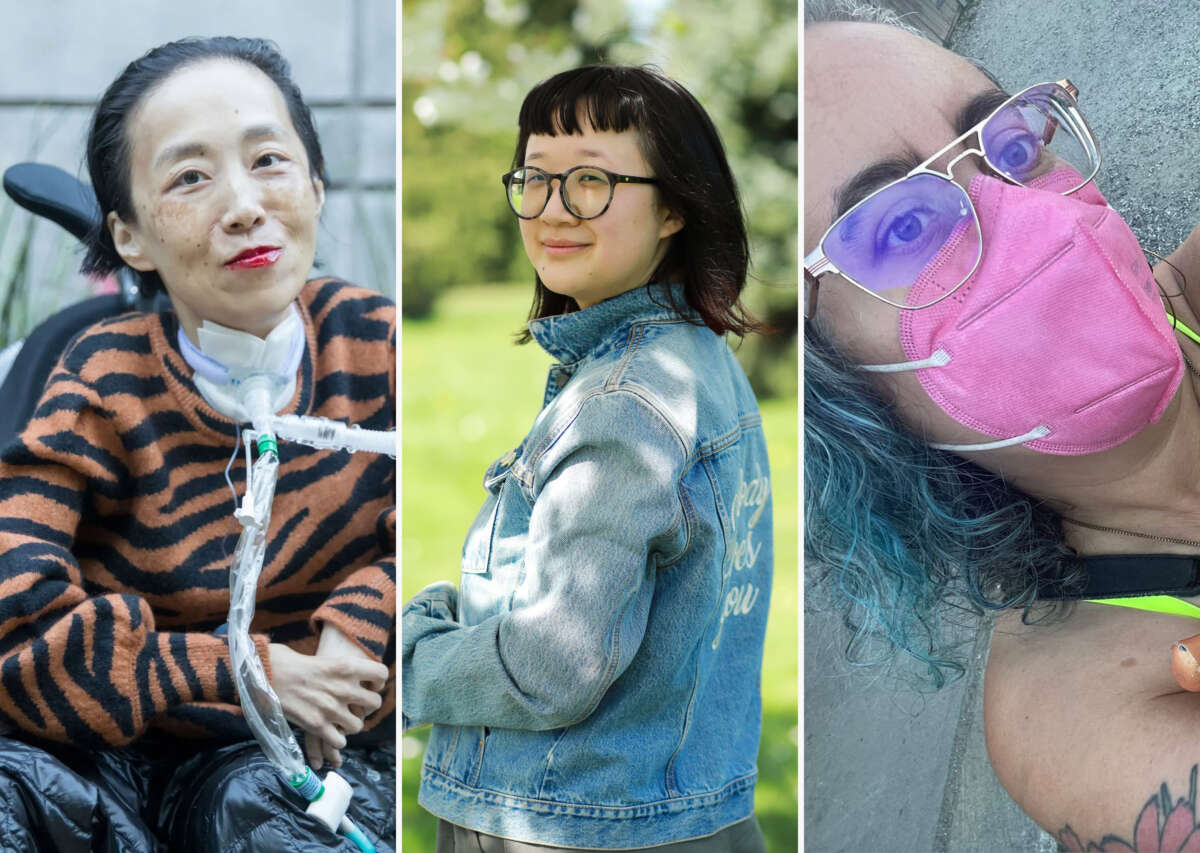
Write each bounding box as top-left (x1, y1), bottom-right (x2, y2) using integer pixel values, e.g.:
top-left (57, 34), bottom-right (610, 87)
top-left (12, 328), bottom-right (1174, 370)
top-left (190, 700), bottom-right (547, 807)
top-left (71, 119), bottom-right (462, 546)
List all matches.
top-left (860, 169), bottom-right (1183, 455)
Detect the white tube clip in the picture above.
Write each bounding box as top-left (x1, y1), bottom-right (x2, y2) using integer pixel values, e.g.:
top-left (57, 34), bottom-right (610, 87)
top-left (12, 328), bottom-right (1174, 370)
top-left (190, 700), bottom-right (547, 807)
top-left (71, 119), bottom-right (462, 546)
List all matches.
top-left (304, 771), bottom-right (376, 851)
top-left (245, 415), bottom-right (395, 458)
top-left (233, 437), bottom-right (265, 528)
top-left (306, 770), bottom-right (353, 830)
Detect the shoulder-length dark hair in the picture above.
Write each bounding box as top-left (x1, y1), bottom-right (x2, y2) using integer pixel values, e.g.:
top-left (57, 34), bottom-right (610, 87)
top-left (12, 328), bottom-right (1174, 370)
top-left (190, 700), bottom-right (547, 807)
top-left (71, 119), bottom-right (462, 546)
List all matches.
top-left (512, 64), bottom-right (758, 341)
top-left (80, 36), bottom-right (326, 297)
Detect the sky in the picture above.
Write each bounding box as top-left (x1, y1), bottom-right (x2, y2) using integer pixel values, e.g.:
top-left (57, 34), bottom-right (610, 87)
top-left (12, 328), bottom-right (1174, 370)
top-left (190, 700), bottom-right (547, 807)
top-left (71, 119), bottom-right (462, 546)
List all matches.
top-left (626, 0), bottom-right (671, 37)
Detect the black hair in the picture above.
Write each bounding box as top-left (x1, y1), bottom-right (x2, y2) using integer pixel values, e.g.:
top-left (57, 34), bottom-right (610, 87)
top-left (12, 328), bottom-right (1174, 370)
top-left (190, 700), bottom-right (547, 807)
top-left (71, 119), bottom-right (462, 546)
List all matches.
top-left (81, 36), bottom-right (326, 297)
top-left (511, 64), bottom-right (759, 341)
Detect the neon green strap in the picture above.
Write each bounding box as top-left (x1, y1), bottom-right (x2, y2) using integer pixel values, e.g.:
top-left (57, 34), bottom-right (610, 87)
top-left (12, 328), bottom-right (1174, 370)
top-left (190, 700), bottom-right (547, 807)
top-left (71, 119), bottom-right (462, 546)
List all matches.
top-left (1086, 595), bottom-right (1200, 619)
top-left (1078, 315), bottom-right (1200, 620)
top-left (1166, 311), bottom-right (1200, 347)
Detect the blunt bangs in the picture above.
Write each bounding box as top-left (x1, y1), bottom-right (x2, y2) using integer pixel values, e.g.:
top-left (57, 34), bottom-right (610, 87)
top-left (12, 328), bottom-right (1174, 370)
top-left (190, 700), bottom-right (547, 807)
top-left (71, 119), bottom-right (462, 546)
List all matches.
top-left (515, 67), bottom-right (649, 162)
top-left (511, 65), bottom-right (760, 342)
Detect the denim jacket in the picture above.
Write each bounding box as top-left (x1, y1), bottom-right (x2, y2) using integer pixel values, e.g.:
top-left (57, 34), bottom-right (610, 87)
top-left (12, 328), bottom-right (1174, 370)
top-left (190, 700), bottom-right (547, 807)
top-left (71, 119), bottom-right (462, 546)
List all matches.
top-left (402, 283), bottom-right (773, 849)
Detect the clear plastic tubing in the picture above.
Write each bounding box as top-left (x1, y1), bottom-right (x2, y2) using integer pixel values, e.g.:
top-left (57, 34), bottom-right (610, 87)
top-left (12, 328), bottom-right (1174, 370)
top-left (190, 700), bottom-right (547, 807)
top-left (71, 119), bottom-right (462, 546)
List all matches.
top-left (227, 440), bottom-right (319, 792)
top-left (247, 414), bottom-right (396, 458)
top-left (228, 379), bottom-right (311, 782)
top-left (227, 379), bottom-right (385, 850)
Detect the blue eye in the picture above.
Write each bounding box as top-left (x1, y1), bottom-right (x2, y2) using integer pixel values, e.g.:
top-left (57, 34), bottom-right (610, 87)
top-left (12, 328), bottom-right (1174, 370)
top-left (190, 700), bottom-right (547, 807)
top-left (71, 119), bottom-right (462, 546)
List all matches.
top-left (988, 130), bottom-right (1043, 179)
top-left (877, 207), bottom-right (936, 254)
top-left (871, 199), bottom-right (966, 263)
top-left (1000, 137), bottom-right (1036, 169)
top-left (890, 212), bottom-right (923, 243)
top-left (982, 104), bottom-right (1048, 180)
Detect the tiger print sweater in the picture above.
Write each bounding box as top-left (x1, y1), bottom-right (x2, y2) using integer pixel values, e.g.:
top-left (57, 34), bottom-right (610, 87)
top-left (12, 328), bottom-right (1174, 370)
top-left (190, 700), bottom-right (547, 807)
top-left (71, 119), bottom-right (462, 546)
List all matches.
top-left (0, 278), bottom-right (395, 748)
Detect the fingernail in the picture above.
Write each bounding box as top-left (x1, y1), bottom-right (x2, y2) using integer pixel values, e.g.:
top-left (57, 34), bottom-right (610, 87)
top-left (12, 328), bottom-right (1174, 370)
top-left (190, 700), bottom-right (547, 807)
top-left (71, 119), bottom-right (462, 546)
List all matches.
top-left (1180, 644), bottom-right (1197, 667)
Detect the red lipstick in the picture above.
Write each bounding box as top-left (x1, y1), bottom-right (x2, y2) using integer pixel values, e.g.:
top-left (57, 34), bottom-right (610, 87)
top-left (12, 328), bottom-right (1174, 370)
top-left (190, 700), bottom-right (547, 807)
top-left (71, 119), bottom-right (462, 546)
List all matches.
top-left (226, 246), bottom-right (282, 269)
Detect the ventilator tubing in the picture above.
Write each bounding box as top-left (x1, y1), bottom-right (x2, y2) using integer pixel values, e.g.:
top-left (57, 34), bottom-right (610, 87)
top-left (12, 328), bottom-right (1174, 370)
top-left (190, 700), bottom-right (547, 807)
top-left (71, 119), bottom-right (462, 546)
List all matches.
top-left (227, 448), bottom-right (303, 776)
top-left (245, 413), bottom-right (396, 458)
top-left (226, 383), bottom-right (391, 853)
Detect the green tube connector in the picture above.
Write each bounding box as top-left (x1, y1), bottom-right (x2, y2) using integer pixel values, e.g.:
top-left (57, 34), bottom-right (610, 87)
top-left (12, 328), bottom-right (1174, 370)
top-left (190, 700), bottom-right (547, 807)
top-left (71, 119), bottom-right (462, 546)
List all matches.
top-left (289, 766), bottom-right (324, 800)
top-left (256, 435), bottom-right (278, 456)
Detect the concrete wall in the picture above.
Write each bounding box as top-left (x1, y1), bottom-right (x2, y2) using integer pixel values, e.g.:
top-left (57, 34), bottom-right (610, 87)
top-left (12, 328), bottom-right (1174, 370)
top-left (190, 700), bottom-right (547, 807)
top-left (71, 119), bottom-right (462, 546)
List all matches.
top-left (0, 0), bottom-right (395, 337)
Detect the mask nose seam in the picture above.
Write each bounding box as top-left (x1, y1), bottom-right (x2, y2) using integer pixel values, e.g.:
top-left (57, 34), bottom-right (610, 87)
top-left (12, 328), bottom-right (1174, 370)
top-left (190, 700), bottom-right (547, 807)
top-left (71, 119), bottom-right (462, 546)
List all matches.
top-left (955, 240), bottom-right (1074, 331)
top-left (1072, 363), bottom-right (1176, 415)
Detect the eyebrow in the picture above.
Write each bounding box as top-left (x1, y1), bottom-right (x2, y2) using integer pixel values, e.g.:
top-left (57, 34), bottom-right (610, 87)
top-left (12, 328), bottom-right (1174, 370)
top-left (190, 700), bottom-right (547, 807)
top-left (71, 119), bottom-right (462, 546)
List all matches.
top-left (830, 87), bottom-right (1012, 219)
top-left (243, 122), bottom-right (288, 144)
top-left (152, 123), bottom-right (290, 170)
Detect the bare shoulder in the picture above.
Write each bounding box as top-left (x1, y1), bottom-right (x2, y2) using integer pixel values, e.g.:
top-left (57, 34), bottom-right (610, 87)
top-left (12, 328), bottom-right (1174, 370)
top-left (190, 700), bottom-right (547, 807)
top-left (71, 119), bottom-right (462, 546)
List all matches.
top-left (985, 602), bottom-right (1200, 849)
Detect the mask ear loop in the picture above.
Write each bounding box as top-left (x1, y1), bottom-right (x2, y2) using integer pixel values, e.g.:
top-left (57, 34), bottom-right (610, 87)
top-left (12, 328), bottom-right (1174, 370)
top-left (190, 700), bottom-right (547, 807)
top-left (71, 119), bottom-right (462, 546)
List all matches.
top-left (1143, 247), bottom-right (1200, 380)
top-left (1145, 246), bottom-right (1187, 337)
top-left (1145, 247), bottom-right (1186, 301)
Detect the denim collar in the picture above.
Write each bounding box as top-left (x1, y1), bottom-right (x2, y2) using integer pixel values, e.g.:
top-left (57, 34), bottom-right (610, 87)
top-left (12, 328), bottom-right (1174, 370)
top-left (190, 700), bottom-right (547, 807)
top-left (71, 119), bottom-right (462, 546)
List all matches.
top-left (529, 282), bottom-right (694, 364)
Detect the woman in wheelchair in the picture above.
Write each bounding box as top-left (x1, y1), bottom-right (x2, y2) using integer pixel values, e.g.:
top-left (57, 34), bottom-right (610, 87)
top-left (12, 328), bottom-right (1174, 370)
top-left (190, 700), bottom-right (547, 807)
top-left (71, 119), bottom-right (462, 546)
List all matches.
top-left (0, 37), bottom-right (395, 852)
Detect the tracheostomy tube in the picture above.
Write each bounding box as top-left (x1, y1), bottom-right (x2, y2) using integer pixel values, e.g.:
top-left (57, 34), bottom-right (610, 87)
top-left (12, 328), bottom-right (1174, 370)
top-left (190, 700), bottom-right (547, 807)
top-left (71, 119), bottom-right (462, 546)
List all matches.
top-left (226, 374), bottom-right (393, 852)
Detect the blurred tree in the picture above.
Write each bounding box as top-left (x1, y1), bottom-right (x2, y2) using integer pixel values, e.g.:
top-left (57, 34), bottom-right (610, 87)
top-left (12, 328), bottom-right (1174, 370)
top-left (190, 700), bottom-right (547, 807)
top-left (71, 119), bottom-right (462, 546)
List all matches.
top-left (402, 0), bottom-right (796, 394)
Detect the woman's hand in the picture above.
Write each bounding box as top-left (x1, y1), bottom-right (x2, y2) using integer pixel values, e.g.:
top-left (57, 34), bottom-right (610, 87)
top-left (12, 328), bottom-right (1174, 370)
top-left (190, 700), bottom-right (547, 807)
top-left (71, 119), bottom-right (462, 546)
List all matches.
top-left (308, 624), bottom-right (388, 769)
top-left (267, 641), bottom-right (387, 770)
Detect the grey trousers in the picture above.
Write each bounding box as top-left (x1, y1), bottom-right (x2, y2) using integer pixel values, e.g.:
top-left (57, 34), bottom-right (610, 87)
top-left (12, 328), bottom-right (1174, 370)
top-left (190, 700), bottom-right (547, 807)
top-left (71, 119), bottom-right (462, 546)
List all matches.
top-left (435, 816), bottom-right (767, 852)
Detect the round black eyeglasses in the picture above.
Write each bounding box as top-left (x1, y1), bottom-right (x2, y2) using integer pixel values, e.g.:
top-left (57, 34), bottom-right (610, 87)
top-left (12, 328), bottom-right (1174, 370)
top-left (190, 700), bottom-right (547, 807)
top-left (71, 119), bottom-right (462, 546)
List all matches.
top-left (501, 165), bottom-right (658, 220)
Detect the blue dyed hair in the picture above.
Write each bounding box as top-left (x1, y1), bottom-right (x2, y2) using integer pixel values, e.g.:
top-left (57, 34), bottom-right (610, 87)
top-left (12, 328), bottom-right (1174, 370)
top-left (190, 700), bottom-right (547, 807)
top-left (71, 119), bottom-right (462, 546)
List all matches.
top-left (803, 321), bottom-right (1083, 688)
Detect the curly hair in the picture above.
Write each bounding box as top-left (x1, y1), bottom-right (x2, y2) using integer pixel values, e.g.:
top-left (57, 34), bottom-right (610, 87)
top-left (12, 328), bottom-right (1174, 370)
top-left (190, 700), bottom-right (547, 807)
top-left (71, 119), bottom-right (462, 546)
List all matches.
top-left (803, 320), bottom-right (1083, 687)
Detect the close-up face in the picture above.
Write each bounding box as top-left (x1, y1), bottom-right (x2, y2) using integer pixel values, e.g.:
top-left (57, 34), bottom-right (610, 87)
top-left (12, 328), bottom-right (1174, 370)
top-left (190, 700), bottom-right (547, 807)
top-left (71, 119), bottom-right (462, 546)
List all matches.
top-left (111, 58), bottom-right (324, 340)
top-left (805, 23), bottom-right (996, 362)
top-left (806, 23), bottom-right (1014, 447)
top-left (805, 21), bottom-right (1192, 486)
top-left (518, 121), bottom-right (682, 309)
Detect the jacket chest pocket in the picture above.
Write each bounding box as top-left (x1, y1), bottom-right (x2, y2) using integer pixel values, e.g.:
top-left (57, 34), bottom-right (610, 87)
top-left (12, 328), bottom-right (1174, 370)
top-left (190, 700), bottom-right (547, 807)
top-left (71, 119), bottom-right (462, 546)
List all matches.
top-left (459, 448), bottom-right (531, 626)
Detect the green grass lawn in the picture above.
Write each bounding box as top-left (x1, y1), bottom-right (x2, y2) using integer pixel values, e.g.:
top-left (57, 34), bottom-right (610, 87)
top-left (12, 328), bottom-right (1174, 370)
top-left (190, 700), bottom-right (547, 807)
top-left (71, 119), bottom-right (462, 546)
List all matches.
top-left (401, 282), bottom-right (798, 850)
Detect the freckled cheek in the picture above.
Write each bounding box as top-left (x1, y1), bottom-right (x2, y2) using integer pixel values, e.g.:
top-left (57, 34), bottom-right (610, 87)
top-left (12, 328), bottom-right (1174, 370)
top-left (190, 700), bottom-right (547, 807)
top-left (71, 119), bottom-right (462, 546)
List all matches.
top-left (149, 202), bottom-right (208, 246)
top-left (269, 183), bottom-right (321, 222)
top-left (151, 197), bottom-right (188, 221)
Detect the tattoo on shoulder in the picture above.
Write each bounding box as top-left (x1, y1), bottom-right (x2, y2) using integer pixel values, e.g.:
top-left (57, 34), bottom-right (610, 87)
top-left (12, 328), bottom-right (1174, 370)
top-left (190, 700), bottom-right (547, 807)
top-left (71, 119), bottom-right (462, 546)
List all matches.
top-left (1057, 764), bottom-right (1200, 852)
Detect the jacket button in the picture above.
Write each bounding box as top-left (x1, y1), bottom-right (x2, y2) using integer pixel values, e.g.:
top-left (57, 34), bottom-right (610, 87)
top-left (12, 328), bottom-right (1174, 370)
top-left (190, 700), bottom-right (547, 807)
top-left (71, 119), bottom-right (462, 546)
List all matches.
top-left (555, 372), bottom-right (569, 387)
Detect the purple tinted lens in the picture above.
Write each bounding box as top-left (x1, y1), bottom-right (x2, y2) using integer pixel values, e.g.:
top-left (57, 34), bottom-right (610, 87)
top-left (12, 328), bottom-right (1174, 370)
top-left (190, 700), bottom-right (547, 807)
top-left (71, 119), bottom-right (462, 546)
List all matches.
top-left (981, 103), bottom-right (1044, 181)
top-left (981, 84), bottom-right (1091, 185)
top-left (824, 174), bottom-right (977, 296)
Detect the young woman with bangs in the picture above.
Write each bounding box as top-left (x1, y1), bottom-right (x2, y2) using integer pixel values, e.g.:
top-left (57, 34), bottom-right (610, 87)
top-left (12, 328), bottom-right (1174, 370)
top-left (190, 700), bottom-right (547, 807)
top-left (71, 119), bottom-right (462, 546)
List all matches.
top-left (403, 65), bottom-right (773, 852)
